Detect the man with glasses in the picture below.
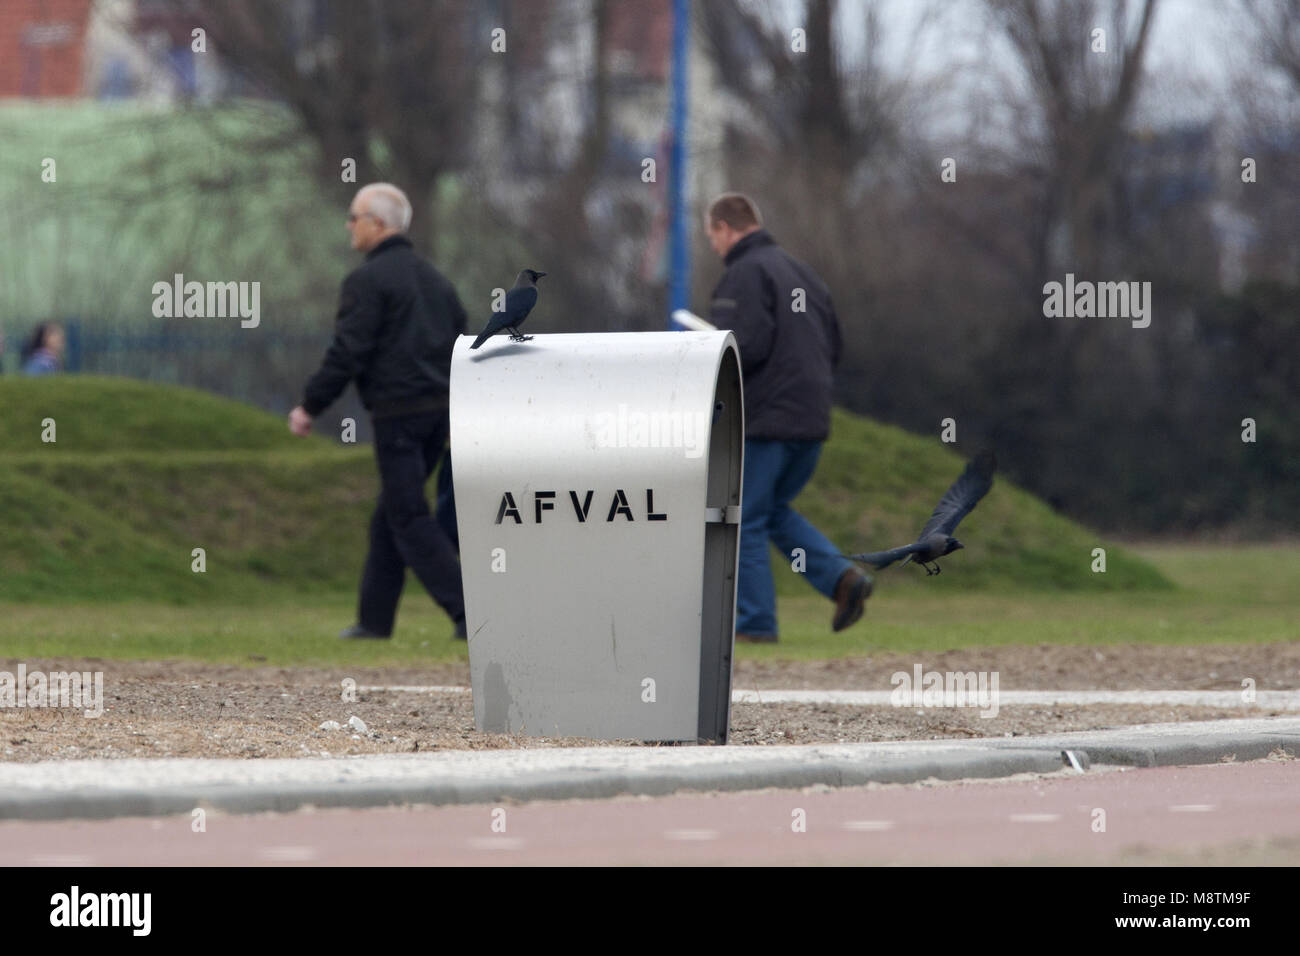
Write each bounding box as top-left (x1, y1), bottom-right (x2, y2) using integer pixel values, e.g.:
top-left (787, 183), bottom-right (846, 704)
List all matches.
top-left (289, 183), bottom-right (468, 640)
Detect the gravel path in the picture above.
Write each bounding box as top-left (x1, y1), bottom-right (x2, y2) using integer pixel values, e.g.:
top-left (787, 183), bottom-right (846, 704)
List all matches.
top-left (2, 642), bottom-right (1297, 762)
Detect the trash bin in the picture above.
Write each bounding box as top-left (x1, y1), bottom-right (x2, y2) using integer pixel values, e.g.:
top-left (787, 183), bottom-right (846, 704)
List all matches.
top-left (450, 331), bottom-right (743, 743)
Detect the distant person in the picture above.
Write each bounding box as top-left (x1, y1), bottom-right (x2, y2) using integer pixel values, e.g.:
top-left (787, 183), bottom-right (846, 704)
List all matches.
top-left (21, 322), bottom-right (65, 376)
top-left (703, 192), bottom-right (871, 642)
top-left (288, 183), bottom-right (468, 640)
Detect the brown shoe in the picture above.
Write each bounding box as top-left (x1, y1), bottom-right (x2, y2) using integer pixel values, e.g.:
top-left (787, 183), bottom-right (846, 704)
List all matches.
top-left (735, 632), bottom-right (778, 644)
top-left (832, 568), bottom-right (872, 632)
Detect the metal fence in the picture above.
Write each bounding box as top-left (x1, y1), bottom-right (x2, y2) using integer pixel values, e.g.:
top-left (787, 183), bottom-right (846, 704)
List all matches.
top-left (7, 318), bottom-right (373, 444)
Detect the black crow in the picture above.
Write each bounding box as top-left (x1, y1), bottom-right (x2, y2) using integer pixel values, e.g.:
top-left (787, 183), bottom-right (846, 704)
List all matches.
top-left (847, 451), bottom-right (996, 575)
top-left (470, 269), bottom-right (546, 348)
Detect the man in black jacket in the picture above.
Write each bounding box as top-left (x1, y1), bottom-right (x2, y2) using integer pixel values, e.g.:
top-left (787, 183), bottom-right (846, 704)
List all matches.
top-left (289, 183), bottom-right (467, 640)
top-left (704, 193), bottom-right (871, 642)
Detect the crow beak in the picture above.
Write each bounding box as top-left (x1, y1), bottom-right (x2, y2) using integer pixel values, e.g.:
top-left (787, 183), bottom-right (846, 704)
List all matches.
top-left (535, 272), bottom-right (547, 279)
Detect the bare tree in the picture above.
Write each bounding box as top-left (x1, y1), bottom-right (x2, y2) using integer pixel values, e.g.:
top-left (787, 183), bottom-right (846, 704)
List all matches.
top-left (1229, 0), bottom-right (1300, 282)
top-left (193, 0), bottom-right (485, 251)
top-left (984, 0), bottom-right (1160, 277)
top-left (1248, 0), bottom-right (1300, 90)
top-left (696, 0), bottom-right (910, 278)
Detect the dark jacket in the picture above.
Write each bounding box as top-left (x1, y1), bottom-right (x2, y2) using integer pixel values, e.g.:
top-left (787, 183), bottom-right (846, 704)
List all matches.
top-left (708, 229), bottom-right (842, 441)
top-left (302, 235), bottom-right (467, 418)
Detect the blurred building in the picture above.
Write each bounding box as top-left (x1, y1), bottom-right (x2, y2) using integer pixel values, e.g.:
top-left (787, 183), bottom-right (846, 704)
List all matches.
top-left (0, 0), bottom-right (95, 97)
top-left (85, 0), bottom-right (228, 102)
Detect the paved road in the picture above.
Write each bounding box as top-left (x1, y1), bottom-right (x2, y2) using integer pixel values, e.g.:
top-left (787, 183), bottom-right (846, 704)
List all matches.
top-left (2, 758), bottom-right (1295, 865)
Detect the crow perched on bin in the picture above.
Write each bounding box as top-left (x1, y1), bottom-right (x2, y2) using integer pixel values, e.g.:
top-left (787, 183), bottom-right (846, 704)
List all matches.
top-left (470, 269), bottom-right (546, 348)
top-left (846, 451), bottom-right (996, 575)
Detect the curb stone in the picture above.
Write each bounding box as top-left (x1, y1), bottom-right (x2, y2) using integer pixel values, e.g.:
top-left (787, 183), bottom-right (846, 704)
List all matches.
top-left (0, 717), bottom-right (1296, 822)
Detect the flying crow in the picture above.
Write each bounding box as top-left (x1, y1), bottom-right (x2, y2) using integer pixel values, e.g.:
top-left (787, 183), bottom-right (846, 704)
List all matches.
top-left (847, 451), bottom-right (996, 575)
top-left (470, 269), bottom-right (546, 349)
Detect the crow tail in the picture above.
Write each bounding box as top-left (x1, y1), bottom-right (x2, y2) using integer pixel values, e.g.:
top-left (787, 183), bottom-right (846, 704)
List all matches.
top-left (470, 330), bottom-right (490, 350)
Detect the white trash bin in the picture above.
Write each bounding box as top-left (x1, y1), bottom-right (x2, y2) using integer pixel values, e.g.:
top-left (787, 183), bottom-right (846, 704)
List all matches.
top-left (450, 331), bottom-right (743, 743)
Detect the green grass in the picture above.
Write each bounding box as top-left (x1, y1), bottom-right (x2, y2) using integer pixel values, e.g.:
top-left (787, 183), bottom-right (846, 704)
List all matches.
top-left (1, 376), bottom-right (376, 602)
top-left (0, 594), bottom-right (464, 668)
top-left (0, 377), bottom-right (1169, 604)
top-left (1, 375), bottom-right (1236, 667)
top-left (785, 408), bottom-right (1170, 593)
top-left (0, 544), bottom-right (1292, 667)
top-left (746, 543), bottom-right (1300, 660)
top-left (0, 376), bottom-right (303, 453)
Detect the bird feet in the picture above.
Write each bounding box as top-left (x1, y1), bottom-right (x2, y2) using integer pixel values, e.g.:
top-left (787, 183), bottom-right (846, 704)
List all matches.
top-left (509, 332), bottom-right (533, 342)
top-left (922, 563), bottom-right (942, 576)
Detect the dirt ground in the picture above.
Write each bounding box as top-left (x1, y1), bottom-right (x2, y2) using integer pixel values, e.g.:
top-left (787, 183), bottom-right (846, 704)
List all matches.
top-left (2, 642), bottom-right (1298, 762)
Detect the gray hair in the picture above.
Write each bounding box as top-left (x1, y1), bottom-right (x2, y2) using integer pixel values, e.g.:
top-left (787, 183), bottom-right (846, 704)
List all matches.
top-left (356, 183), bottom-right (412, 232)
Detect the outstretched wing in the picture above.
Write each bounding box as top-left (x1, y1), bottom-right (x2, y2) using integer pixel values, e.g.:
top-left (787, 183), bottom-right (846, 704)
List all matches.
top-left (919, 451), bottom-right (996, 539)
top-left (845, 544), bottom-right (921, 570)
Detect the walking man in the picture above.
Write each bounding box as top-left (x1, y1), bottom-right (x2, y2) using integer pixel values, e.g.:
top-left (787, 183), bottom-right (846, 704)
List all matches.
top-left (289, 183), bottom-right (467, 640)
top-left (704, 192), bottom-right (871, 642)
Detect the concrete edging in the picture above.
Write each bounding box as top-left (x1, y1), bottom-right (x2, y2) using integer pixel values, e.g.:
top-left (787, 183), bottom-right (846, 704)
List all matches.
top-left (0, 717), bottom-right (1297, 822)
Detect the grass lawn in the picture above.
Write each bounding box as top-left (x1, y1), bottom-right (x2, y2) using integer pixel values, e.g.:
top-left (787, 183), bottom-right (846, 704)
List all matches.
top-left (1, 544), bottom-right (1293, 668)
top-left (0, 592), bottom-right (462, 668)
top-left (3, 376), bottom-right (1284, 668)
top-left (0, 377), bottom-right (1171, 603)
top-left (752, 542), bottom-right (1300, 660)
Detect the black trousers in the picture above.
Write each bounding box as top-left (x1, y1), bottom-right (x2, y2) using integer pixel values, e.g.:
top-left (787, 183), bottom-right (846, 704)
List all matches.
top-left (435, 448), bottom-right (458, 550)
top-left (358, 411), bottom-right (464, 634)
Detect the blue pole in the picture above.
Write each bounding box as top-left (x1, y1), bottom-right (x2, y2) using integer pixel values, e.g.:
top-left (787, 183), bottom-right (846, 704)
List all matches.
top-left (667, 0), bottom-right (690, 327)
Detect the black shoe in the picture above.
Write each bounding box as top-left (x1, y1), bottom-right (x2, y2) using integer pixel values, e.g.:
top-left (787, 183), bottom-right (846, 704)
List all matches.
top-left (832, 569), bottom-right (872, 632)
top-left (339, 624), bottom-right (390, 640)
top-left (454, 618), bottom-right (467, 640)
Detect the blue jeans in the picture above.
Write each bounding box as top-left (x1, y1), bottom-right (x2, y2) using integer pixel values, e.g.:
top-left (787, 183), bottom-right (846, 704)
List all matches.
top-left (737, 439), bottom-right (854, 637)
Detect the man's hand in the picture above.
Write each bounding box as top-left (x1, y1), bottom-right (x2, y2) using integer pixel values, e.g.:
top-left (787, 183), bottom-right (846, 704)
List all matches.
top-left (288, 406), bottom-right (313, 437)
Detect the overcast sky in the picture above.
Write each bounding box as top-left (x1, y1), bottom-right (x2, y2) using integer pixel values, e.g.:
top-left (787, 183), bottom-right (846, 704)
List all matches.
top-left (815, 0), bottom-right (1290, 130)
